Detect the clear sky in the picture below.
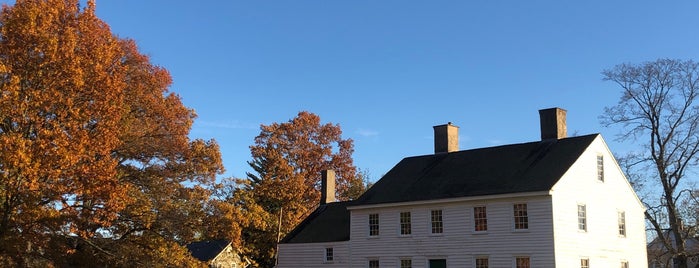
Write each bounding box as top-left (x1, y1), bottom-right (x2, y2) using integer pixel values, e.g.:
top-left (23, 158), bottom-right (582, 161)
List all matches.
top-left (6, 1), bottom-right (699, 181)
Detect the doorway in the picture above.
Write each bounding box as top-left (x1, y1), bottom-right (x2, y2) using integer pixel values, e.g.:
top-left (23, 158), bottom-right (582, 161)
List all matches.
top-left (429, 259), bottom-right (446, 268)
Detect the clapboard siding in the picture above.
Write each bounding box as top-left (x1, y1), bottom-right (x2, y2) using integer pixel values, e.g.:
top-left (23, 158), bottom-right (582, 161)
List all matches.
top-left (277, 241), bottom-right (349, 267)
top-left (551, 136), bottom-right (647, 267)
top-left (348, 196), bottom-right (555, 267)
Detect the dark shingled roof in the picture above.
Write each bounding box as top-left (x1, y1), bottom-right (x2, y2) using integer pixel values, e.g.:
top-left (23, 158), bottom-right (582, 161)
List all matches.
top-left (281, 134), bottom-right (599, 243)
top-left (186, 239), bottom-right (230, 262)
top-left (281, 200), bottom-right (354, 243)
top-left (355, 134), bottom-right (598, 205)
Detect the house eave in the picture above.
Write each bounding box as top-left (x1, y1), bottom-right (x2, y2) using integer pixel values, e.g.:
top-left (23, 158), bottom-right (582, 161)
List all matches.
top-left (347, 190), bottom-right (552, 210)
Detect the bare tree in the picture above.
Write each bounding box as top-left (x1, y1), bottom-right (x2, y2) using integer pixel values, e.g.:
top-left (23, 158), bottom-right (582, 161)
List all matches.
top-left (602, 59), bottom-right (699, 267)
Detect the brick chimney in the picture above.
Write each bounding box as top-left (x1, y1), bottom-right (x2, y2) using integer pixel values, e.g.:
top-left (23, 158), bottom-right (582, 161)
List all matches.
top-left (539, 108), bottom-right (567, 140)
top-left (433, 122), bottom-right (459, 154)
top-left (320, 170), bottom-right (336, 205)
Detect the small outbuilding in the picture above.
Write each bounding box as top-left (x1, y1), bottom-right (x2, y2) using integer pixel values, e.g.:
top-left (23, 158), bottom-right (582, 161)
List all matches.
top-left (186, 239), bottom-right (249, 268)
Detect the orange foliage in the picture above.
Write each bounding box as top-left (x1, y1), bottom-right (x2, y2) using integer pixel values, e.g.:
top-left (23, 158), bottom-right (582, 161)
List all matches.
top-left (240, 111), bottom-right (359, 266)
top-left (0, 0), bottom-right (226, 266)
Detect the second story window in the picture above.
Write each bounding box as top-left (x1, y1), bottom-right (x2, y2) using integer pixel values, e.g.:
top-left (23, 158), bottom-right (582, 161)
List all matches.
top-left (618, 211), bottom-right (626, 237)
top-left (400, 212), bottom-right (411, 235)
top-left (431, 209), bottom-right (443, 234)
top-left (474, 206), bottom-right (488, 232)
top-left (578, 204), bottom-right (587, 232)
top-left (369, 213), bottom-right (379, 236)
top-left (369, 259), bottom-right (380, 268)
top-left (513, 203), bottom-right (529, 230)
top-left (597, 155), bottom-right (604, 182)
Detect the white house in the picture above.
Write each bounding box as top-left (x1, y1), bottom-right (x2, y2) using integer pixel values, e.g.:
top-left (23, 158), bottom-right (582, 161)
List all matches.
top-left (277, 108), bottom-right (648, 268)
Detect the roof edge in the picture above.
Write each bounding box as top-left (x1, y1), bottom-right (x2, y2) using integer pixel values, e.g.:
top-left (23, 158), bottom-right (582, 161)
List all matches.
top-left (348, 190), bottom-right (552, 210)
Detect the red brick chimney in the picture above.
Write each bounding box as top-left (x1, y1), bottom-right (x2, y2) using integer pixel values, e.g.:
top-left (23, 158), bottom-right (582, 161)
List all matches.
top-left (539, 108), bottom-right (567, 140)
top-left (320, 170), bottom-right (336, 205)
top-left (433, 122), bottom-right (459, 154)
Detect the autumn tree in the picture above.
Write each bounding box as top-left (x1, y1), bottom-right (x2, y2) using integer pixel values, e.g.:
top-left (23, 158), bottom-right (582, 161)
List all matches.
top-left (239, 111), bottom-right (359, 267)
top-left (602, 59), bottom-right (699, 267)
top-left (0, 0), bottom-right (225, 266)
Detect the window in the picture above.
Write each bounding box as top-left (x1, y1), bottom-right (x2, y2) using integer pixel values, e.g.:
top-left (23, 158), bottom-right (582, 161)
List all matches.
top-left (431, 209), bottom-right (443, 234)
top-left (474, 206), bottom-right (487, 231)
top-left (597, 155), bottom-right (604, 181)
top-left (325, 247), bottom-right (333, 262)
top-left (513, 203), bottom-right (528, 230)
top-left (515, 257), bottom-right (530, 268)
top-left (618, 211), bottom-right (626, 237)
top-left (400, 212), bottom-right (411, 235)
top-left (578, 204), bottom-right (587, 231)
top-left (369, 259), bottom-right (380, 268)
top-left (369, 213), bottom-right (379, 236)
top-left (475, 257), bottom-right (489, 268)
top-left (580, 258), bottom-right (589, 268)
top-left (621, 261), bottom-right (629, 268)
top-left (400, 259), bottom-right (412, 268)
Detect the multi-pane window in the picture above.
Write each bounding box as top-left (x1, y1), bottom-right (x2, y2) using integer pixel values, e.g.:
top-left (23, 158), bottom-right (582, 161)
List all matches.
top-left (621, 261), bottom-right (629, 268)
top-left (578, 204), bottom-right (587, 231)
top-left (475, 257), bottom-right (489, 268)
top-left (597, 155), bottom-right (604, 181)
top-left (325, 247), bottom-right (333, 262)
top-left (400, 259), bottom-right (412, 268)
top-left (618, 211), bottom-right (626, 237)
top-left (431, 210), bottom-right (443, 234)
top-left (514, 203), bottom-right (529, 230)
top-left (515, 257), bottom-right (530, 268)
top-left (400, 212), bottom-right (411, 235)
top-left (581, 258), bottom-right (589, 268)
top-left (369, 259), bottom-right (380, 268)
top-left (369, 213), bottom-right (379, 236)
top-left (474, 206), bottom-right (487, 231)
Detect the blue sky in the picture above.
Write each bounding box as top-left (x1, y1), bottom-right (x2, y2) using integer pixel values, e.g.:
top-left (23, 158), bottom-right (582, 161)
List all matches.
top-left (7, 1), bottom-right (699, 181)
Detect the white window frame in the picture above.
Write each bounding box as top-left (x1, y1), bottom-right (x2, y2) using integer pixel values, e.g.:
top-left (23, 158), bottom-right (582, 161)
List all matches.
top-left (514, 256), bottom-right (530, 268)
top-left (325, 247), bottom-right (333, 262)
top-left (369, 213), bottom-right (379, 237)
top-left (474, 205), bottom-right (488, 232)
top-left (580, 258), bottom-right (590, 268)
top-left (431, 209), bottom-right (444, 234)
top-left (578, 204), bottom-right (587, 232)
top-left (513, 203), bottom-right (529, 230)
top-left (597, 154), bottom-right (604, 182)
top-left (400, 211), bottom-right (411, 236)
top-left (618, 211), bottom-right (626, 237)
top-left (621, 260), bottom-right (629, 268)
top-left (475, 256), bottom-right (489, 268)
top-left (400, 258), bottom-right (412, 268)
top-left (368, 258), bottom-right (379, 268)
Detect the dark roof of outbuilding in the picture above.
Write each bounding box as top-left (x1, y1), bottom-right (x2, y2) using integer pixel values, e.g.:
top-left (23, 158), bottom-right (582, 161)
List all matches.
top-left (355, 134), bottom-right (599, 205)
top-left (281, 200), bottom-right (354, 243)
top-left (186, 239), bottom-right (230, 262)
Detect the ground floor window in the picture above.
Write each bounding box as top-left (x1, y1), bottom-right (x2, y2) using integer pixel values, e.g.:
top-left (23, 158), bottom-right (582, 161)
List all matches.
top-left (580, 258), bottom-right (589, 268)
top-left (400, 259), bottom-right (412, 268)
top-left (515, 256), bottom-right (530, 268)
top-left (369, 259), bottom-right (379, 268)
top-left (475, 256), bottom-right (488, 268)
